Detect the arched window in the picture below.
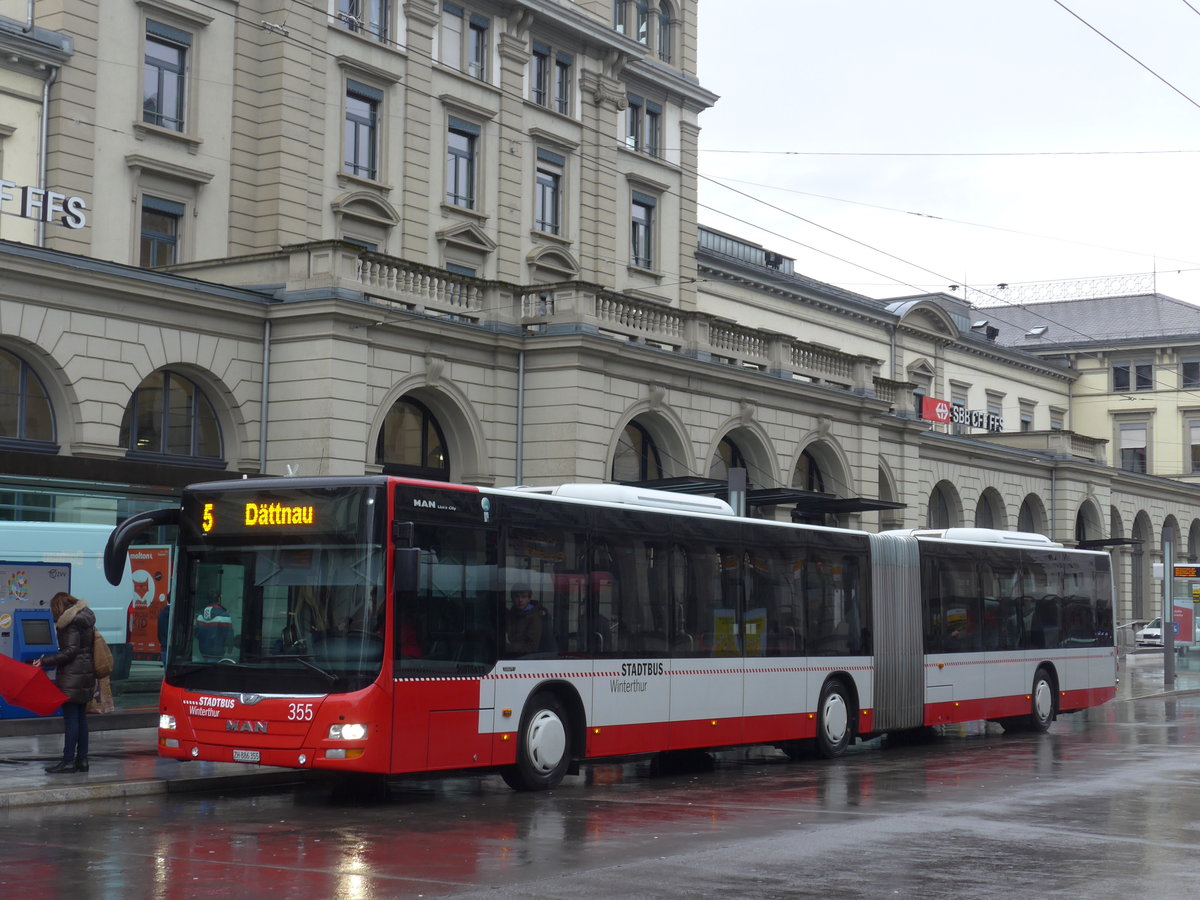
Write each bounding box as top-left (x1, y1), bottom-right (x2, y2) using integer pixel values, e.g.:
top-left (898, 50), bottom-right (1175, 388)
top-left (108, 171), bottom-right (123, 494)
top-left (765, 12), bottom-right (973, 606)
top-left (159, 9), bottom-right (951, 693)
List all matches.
top-left (612, 421), bottom-right (663, 483)
top-left (975, 494), bottom-right (997, 529)
top-left (0, 348), bottom-right (55, 447)
top-left (612, 0), bottom-right (630, 33)
top-left (1018, 496), bottom-right (1043, 534)
top-left (708, 436), bottom-right (747, 482)
top-left (792, 449), bottom-right (825, 493)
top-left (636, 0), bottom-right (650, 44)
top-left (928, 484), bottom-right (954, 528)
top-left (657, 1), bottom-right (673, 62)
top-left (120, 370), bottom-right (221, 460)
top-left (375, 396), bottom-right (450, 481)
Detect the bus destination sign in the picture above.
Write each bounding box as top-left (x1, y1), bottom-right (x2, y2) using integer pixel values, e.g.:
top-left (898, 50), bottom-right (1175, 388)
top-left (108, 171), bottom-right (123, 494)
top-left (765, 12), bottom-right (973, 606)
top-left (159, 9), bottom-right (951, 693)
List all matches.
top-left (184, 485), bottom-right (379, 541)
top-left (201, 500), bottom-right (317, 533)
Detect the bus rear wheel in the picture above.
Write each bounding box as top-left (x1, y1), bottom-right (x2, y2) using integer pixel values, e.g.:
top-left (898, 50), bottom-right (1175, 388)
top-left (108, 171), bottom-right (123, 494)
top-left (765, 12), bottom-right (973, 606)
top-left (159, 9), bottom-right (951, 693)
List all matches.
top-left (501, 692), bottom-right (571, 791)
top-left (816, 678), bottom-right (853, 758)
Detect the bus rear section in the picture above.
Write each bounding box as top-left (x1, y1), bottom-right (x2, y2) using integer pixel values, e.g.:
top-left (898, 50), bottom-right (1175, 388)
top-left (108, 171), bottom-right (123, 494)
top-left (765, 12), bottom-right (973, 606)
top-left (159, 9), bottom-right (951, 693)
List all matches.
top-left (873, 529), bottom-right (1117, 735)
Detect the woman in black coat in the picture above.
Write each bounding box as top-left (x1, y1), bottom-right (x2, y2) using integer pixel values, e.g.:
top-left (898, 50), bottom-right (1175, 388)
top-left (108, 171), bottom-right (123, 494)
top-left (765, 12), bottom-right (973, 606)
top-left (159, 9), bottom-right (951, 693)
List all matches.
top-left (33, 591), bottom-right (97, 773)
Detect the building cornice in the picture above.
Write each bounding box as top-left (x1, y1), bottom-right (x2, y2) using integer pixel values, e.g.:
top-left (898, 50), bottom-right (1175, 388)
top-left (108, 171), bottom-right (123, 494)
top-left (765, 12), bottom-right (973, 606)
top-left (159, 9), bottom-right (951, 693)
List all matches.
top-left (0, 16), bottom-right (72, 75)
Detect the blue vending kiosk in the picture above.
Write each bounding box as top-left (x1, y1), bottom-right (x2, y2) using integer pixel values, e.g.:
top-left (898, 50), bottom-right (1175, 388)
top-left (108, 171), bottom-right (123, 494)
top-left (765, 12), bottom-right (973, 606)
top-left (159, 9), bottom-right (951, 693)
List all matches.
top-left (0, 561), bottom-right (65, 719)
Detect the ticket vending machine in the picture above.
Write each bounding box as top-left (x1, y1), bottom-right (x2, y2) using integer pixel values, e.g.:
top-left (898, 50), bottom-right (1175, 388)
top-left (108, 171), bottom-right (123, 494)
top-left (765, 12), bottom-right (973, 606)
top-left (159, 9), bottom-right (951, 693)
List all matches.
top-left (12, 609), bottom-right (58, 661)
top-left (0, 560), bottom-right (65, 719)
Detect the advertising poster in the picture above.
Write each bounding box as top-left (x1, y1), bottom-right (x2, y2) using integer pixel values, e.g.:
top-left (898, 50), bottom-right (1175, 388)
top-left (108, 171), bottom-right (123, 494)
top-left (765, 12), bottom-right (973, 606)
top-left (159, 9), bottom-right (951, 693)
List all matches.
top-left (127, 547), bottom-right (172, 660)
top-left (743, 607), bottom-right (768, 658)
top-left (711, 609), bottom-right (739, 657)
top-left (0, 562), bottom-right (70, 658)
top-left (1173, 601), bottom-right (1194, 647)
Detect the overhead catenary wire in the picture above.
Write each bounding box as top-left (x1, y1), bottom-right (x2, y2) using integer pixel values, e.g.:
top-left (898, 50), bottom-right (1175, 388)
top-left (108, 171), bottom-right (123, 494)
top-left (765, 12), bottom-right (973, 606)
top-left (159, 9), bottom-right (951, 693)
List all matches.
top-left (1050, 0), bottom-right (1200, 115)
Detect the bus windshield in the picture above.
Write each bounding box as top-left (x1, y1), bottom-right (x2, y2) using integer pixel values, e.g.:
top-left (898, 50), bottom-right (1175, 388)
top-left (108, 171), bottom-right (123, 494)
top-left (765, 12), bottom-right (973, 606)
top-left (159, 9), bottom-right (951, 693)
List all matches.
top-left (167, 485), bottom-right (386, 694)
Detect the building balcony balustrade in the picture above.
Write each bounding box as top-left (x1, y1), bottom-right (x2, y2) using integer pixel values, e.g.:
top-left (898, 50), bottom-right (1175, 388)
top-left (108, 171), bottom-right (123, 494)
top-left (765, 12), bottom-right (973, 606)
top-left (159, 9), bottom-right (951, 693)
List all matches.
top-left (256, 241), bottom-right (890, 400)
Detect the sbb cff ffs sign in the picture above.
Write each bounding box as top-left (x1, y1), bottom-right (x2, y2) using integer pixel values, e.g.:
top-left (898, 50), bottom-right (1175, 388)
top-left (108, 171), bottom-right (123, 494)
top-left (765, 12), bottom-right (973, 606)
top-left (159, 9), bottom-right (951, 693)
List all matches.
top-left (921, 396), bottom-right (1003, 433)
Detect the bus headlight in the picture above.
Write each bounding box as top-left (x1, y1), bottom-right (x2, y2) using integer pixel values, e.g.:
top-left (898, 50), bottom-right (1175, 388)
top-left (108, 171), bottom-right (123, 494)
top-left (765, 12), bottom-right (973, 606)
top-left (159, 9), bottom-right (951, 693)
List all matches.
top-left (160, 714), bottom-right (177, 730)
top-left (328, 723), bottom-right (367, 740)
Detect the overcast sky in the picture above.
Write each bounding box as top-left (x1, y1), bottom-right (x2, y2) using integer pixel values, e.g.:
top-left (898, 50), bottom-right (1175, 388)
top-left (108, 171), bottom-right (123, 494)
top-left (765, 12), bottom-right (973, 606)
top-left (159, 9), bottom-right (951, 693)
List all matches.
top-left (696, 0), bottom-right (1200, 307)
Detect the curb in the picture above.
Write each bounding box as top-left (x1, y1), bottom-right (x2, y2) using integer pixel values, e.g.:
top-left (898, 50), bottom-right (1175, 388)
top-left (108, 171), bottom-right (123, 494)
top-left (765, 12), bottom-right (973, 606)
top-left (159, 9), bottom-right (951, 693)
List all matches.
top-left (0, 768), bottom-right (329, 810)
top-left (0, 711), bottom-right (158, 739)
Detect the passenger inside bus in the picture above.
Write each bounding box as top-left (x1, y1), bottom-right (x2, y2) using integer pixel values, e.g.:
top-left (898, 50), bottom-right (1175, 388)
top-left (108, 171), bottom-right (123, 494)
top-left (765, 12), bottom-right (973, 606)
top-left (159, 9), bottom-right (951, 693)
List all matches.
top-left (505, 584), bottom-right (555, 657)
top-left (195, 596), bottom-right (234, 662)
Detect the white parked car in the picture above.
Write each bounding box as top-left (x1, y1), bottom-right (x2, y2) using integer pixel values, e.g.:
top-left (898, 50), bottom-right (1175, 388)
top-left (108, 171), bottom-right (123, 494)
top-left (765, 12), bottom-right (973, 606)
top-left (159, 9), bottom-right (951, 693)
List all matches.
top-left (1136, 618), bottom-right (1163, 647)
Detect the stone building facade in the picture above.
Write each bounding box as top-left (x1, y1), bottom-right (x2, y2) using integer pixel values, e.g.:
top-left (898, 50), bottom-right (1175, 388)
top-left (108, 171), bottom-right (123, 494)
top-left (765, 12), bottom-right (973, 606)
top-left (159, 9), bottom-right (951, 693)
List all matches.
top-left (2, 1), bottom-right (1199, 627)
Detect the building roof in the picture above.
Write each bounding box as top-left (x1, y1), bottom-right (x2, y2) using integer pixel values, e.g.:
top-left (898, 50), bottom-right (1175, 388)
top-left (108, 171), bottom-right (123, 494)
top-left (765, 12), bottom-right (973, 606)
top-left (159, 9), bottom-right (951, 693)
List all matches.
top-left (981, 294), bottom-right (1200, 349)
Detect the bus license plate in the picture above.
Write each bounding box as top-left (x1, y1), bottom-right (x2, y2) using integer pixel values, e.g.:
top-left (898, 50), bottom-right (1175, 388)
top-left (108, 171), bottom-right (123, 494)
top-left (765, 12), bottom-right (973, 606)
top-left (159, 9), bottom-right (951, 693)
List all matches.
top-left (233, 749), bottom-right (260, 763)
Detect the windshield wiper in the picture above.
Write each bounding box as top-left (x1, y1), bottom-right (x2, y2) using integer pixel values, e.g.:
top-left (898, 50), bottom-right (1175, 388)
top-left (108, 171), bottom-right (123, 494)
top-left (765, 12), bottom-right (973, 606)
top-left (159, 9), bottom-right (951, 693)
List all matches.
top-left (262, 654), bottom-right (340, 683)
top-left (175, 660), bottom-right (258, 675)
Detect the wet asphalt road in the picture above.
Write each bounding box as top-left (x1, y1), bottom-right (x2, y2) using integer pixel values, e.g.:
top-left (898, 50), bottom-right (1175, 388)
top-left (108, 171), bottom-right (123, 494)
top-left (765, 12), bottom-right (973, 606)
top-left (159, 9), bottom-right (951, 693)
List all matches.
top-left (1, 656), bottom-right (1199, 899)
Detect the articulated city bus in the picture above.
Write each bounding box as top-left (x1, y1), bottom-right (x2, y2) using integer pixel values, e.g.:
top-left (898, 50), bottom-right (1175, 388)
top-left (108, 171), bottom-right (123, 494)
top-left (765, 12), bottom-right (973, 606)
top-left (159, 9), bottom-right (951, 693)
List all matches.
top-left (103, 476), bottom-right (1116, 790)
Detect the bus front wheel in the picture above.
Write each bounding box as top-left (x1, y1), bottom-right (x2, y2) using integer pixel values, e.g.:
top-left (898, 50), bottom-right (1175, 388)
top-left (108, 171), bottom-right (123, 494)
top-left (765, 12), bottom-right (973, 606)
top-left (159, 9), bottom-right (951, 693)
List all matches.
top-left (1027, 668), bottom-right (1056, 733)
top-left (501, 692), bottom-right (571, 791)
top-left (816, 678), bottom-right (853, 758)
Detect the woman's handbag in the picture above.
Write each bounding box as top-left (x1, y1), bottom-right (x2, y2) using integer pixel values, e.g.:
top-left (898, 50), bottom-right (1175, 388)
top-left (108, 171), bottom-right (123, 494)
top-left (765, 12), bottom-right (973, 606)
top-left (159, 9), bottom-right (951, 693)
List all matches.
top-left (92, 630), bottom-right (114, 679)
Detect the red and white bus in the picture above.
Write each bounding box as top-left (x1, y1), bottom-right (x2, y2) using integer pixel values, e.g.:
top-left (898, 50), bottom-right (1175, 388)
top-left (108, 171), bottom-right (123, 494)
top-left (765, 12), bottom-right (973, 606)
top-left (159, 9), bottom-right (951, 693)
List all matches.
top-left (103, 476), bottom-right (1117, 790)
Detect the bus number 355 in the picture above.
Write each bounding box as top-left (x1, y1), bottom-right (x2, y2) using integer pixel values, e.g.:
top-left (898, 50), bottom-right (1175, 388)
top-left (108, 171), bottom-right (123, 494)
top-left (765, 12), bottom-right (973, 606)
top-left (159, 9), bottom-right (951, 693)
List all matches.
top-left (288, 703), bottom-right (314, 721)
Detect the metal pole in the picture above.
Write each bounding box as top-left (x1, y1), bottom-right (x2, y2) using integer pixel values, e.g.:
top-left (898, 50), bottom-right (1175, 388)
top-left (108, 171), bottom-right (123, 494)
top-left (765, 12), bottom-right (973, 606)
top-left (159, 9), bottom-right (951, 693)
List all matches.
top-left (1164, 539), bottom-right (1175, 688)
top-left (728, 467), bottom-right (746, 518)
top-left (515, 350), bottom-right (525, 485)
top-left (258, 319), bottom-right (271, 474)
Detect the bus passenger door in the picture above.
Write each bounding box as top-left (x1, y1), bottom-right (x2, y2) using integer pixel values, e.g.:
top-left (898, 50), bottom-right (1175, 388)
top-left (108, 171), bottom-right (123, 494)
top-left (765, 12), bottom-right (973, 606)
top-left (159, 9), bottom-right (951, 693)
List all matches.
top-left (668, 539), bottom-right (744, 750)
top-left (741, 543), bottom-right (808, 745)
top-left (923, 555), bottom-right (961, 724)
top-left (391, 522), bottom-right (499, 774)
top-left (587, 532), bottom-right (671, 757)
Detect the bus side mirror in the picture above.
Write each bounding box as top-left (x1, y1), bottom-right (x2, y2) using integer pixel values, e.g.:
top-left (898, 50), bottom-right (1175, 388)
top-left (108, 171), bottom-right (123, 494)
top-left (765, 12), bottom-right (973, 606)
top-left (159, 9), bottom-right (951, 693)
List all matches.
top-left (394, 547), bottom-right (419, 593)
top-left (104, 508), bottom-right (180, 586)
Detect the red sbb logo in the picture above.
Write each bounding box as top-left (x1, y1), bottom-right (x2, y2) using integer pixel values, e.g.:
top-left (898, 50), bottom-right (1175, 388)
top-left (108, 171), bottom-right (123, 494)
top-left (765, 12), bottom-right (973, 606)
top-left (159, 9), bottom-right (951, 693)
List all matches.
top-left (921, 396), bottom-right (952, 423)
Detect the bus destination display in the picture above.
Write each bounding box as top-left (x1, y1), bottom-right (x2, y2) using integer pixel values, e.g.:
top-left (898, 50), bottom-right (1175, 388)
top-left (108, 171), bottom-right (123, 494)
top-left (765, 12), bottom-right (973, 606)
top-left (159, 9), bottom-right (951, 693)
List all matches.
top-left (186, 487), bottom-right (372, 538)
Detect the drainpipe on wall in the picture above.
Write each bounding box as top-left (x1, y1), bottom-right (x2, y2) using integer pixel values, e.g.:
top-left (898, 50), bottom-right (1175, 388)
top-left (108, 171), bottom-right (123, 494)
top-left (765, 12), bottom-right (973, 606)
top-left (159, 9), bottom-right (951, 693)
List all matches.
top-left (515, 350), bottom-right (525, 485)
top-left (888, 324), bottom-right (898, 382)
top-left (258, 319), bottom-right (271, 474)
top-left (1050, 467), bottom-right (1057, 542)
top-left (24, 0), bottom-right (35, 31)
top-left (36, 64), bottom-right (58, 247)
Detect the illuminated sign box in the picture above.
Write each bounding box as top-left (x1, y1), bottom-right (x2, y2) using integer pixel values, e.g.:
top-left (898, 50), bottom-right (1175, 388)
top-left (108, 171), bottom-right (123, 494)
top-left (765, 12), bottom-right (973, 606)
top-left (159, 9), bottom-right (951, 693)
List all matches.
top-left (200, 501), bottom-right (317, 533)
top-left (920, 396), bottom-right (1003, 433)
top-left (185, 486), bottom-right (376, 539)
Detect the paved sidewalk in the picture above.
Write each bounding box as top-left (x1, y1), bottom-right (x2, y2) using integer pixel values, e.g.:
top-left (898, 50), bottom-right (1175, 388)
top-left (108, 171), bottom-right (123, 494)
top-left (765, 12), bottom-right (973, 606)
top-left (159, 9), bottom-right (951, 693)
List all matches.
top-left (0, 650), bottom-right (1193, 810)
top-left (0, 722), bottom-right (323, 809)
